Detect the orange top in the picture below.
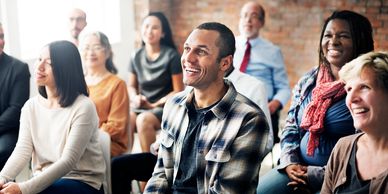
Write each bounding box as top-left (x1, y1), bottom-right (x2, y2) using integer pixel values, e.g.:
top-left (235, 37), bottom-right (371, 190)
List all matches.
top-left (88, 74), bottom-right (129, 157)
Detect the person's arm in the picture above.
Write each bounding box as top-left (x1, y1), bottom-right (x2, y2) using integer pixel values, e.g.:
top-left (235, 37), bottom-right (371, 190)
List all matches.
top-left (0, 62), bottom-right (30, 133)
top-left (144, 50), bottom-right (184, 109)
top-left (0, 101), bottom-right (34, 184)
top-left (278, 74), bottom-right (309, 170)
top-left (270, 48), bottom-right (291, 112)
top-left (17, 99), bottom-right (99, 194)
top-left (144, 130), bottom-right (172, 194)
top-left (100, 80), bottom-right (129, 155)
top-left (306, 165), bottom-right (325, 189)
top-left (127, 72), bottom-right (139, 98)
top-left (249, 80), bottom-right (273, 155)
top-left (321, 136), bottom-right (351, 194)
top-left (150, 73), bottom-right (184, 108)
top-left (209, 113), bottom-right (269, 193)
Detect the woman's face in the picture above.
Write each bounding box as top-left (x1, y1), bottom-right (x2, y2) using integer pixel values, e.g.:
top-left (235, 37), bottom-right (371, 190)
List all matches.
top-left (141, 16), bottom-right (164, 46)
top-left (81, 34), bottom-right (107, 70)
top-left (345, 68), bottom-right (388, 132)
top-left (321, 19), bottom-right (353, 68)
top-left (35, 46), bottom-right (55, 88)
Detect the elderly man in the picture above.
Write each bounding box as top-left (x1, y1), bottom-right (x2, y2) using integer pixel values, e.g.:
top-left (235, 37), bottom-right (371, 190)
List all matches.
top-left (68, 8), bottom-right (87, 46)
top-left (234, 1), bottom-right (291, 144)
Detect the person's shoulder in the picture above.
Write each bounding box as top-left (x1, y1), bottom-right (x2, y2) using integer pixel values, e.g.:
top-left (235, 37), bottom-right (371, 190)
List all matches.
top-left (296, 66), bottom-right (319, 84)
top-left (170, 89), bottom-right (190, 103)
top-left (162, 45), bottom-right (179, 57)
top-left (258, 37), bottom-right (281, 50)
top-left (235, 35), bottom-right (246, 43)
top-left (106, 74), bottom-right (126, 84)
top-left (228, 83), bottom-right (263, 115)
top-left (337, 133), bottom-right (362, 146)
top-left (233, 70), bottom-right (265, 87)
top-left (2, 53), bottom-right (28, 68)
top-left (329, 133), bottom-right (361, 163)
top-left (22, 95), bottom-right (39, 109)
top-left (132, 47), bottom-right (146, 59)
top-left (235, 93), bottom-right (262, 112)
top-left (72, 95), bottom-right (96, 110)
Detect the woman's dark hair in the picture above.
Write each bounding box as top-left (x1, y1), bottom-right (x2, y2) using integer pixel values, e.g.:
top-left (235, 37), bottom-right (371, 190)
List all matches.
top-left (82, 31), bottom-right (118, 74)
top-left (38, 40), bottom-right (88, 107)
top-left (318, 10), bottom-right (374, 67)
top-left (142, 12), bottom-right (176, 49)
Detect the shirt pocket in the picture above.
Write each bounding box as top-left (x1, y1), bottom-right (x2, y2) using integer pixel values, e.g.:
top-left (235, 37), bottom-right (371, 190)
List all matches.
top-left (160, 130), bottom-right (174, 149)
top-left (205, 148), bottom-right (231, 163)
top-left (159, 130), bottom-right (175, 171)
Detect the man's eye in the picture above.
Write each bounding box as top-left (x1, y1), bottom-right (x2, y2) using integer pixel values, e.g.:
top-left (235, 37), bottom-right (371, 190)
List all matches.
top-left (198, 50), bottom-right (206, 55)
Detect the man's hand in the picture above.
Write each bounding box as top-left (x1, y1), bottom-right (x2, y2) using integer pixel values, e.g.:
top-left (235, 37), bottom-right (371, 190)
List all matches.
top-left (150, 141), bottom-right (160, 156)
top-left (268, 99), bottom-right (281, 114)
top-left (0, 182), bottom-right (22, 194)
top-left (285, 164), bottom-right (308, 189)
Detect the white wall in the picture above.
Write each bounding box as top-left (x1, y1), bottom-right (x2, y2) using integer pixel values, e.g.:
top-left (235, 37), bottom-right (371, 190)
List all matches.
top-left (0, 0), bottom-right (135, 97)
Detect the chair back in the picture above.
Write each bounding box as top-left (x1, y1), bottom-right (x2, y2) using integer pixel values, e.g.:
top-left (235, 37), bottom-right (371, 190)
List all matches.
top-left (98, 130), bottom-right (112, 194)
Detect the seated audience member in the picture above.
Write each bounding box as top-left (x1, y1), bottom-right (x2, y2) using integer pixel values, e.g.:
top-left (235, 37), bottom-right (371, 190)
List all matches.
top-left (0, 22), bottom-right (30, 169)
top-left (256, 10), bottom-right (374, 194)
top-left (111, 61), bottom-right (272, 194)
top-left (0, 40), bottom-right (105, 194)
top-left (235, 1), bottom-right (291, 144)
top-left (81, 31), bottom-right (129, 157)
top-left (68, 8), bottom-right (87, 46)
top-left (144, 22), bottom-right (269, 193)
top-left (128, 12), bottom-right (184, 153)
top-left (322, 51), bottom-right (388, 194)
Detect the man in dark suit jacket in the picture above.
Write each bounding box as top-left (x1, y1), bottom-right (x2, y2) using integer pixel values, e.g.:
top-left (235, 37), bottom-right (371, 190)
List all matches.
top-left (0, 22), bottom-right (30, 169)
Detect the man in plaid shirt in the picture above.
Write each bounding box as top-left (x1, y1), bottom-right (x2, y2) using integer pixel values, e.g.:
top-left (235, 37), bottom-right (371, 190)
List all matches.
top-left (145, 22), bottom-right (269, 194)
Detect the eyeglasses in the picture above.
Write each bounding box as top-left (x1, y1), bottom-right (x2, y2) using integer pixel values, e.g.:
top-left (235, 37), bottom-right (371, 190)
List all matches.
top-left (82, 45), bottom-right (105, 52)
top-left (69, 17), bottom-right (86, 23)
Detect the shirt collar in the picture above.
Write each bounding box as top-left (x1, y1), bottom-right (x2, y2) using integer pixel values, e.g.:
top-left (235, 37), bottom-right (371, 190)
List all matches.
top-left (180, 80), bottom-right (238, 120)
top-left (248, 36), bottom-right (262, 47)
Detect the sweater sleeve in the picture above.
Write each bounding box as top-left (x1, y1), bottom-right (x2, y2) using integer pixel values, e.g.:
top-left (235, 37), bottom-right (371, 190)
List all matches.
top-left (0, 100), bottom-right (34, 182)
top-left (100, 80), bottom-right (129, 156)
top-left (18, 98), bottom-right (99, 194)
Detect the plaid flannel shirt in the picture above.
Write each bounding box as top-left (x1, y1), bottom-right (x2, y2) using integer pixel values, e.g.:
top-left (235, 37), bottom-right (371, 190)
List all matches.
top-left (145, 80), bottom-right (269, 194)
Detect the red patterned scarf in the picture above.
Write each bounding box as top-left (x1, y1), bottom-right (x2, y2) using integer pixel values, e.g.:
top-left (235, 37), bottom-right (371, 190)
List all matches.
top-left (300, 65), bottom-right (346, 156)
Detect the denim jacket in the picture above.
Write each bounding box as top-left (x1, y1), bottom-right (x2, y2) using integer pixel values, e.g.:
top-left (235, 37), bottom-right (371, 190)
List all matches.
top-left (278, 67), bottom-right (327, 188)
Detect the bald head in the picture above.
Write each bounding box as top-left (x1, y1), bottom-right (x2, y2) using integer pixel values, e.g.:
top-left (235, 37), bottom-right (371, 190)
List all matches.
top-left (239, 1), bottom-right (265, 39)
top-left (68, 8), bottom-right (87, 43)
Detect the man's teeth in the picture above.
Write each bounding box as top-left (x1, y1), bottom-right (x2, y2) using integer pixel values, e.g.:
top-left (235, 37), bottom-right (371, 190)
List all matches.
top-left (353, 108), bottom-right (367, 114)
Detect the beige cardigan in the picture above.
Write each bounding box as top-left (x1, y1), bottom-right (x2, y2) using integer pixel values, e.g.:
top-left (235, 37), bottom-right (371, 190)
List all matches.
top-left (321, 133), bottom-right (388, 194)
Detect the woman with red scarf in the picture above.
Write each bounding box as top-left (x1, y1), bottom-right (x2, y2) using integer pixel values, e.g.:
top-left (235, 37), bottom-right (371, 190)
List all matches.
top-left (257, 10), bottom-right (374, 194)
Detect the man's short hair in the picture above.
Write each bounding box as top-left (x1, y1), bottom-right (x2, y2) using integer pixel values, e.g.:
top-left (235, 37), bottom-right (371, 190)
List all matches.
top-left (257, 4), bottom-right (265, 24)
top-left (196, 22), bottom-right (236, 62)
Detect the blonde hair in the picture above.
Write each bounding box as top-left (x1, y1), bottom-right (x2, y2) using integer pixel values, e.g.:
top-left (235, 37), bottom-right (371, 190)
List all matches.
top-left (339, 51), bottom-right (388, 91)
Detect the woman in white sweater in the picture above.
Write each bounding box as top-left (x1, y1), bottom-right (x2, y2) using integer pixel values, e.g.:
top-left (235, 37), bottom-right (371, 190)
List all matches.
top-left (0, 40), bottom-right (105, 194)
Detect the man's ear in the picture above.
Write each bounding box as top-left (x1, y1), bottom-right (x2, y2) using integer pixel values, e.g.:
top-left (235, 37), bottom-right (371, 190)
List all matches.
top-left (220, 55), bottom-right (233, 71)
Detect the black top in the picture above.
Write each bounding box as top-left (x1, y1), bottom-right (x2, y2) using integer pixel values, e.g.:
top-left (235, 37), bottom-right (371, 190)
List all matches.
top-left (336, 139), bottom-right (370, 194)
top-left (0, 53), bottom-right (30, 135)
top-left (172, 100), bottom-right (215, 194)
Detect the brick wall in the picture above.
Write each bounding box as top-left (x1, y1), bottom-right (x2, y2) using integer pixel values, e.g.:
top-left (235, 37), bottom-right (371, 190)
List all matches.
top-left (133, 0), bottom-right (388, 111)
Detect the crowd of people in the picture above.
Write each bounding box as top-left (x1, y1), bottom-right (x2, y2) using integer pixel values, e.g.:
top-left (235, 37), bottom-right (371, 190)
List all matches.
top-left (0, 1), bottom-right (387, 194)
